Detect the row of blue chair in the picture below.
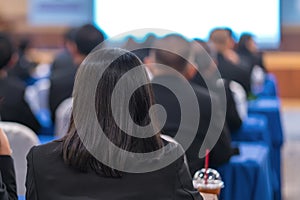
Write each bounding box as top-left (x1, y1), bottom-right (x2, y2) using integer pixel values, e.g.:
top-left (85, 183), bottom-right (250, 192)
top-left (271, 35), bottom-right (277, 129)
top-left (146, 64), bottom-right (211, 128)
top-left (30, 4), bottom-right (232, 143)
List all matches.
top-left (218, 74), bottom-right (283, 200)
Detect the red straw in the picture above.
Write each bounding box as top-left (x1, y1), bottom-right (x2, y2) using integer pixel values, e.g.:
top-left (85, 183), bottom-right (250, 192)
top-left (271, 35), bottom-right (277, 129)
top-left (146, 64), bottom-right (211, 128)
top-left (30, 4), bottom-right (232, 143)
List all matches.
top-left (204, 149), bottom-right (209, 184)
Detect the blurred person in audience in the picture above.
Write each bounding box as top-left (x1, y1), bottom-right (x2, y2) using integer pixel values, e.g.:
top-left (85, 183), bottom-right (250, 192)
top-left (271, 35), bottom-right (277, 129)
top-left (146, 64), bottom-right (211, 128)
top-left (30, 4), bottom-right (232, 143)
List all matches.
top-left (26, 48), bottom-right (202, 200)
top-left (122, 36), bottom-right (139, 50)
top-left (223, 27), bottom-right (238, 50)
top-left (0, 128), bottom-right (17, 200)
top-left (209, 28), bottom-right (251, 94)
top-left (8, 37), bottom-right (37, 83)
top-left (190, 40), bottom-right (242, 132)
top-left (130, 34), bottom-right (157, 80)
top-left (189, 39), bottom-right (214, 88)
top-left (49, 24), bottom-right (104, 122)
top-left (236, 33), bottom-right (267, 73)
top-left (236, 33), bottom-right (267, 96)
top-left (50, 28), bottom-right (77, 77)
top-left (0, 33), bottom-right (40, 132)
top-left (144, 34), bottom-right (237, 175)
top-left (134, 38), bottom-right (242, 133)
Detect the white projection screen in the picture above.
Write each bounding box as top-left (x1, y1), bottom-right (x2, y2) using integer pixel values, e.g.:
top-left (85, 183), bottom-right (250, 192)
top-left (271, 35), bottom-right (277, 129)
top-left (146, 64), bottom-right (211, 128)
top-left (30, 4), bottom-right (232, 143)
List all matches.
top-left (94, 0), bottom-right (280, 49)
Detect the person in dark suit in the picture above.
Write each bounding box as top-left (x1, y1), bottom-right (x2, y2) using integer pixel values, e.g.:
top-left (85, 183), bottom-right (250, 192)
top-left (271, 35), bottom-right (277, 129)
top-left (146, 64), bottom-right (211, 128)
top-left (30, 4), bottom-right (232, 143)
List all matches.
top-left (0, 128), bottom-right (17, 200)
top-left (8, 38), bottom-right (37, 83)
top-left (49, 24), bottom-right (105, 122)
top-left (49, 28), bottom-right (78, 82)
top-left (190, 40), bottom-right (242, 132)
top-left (26, 49), bottom-right (202, 200)
top-left (144, 35), bottom-right (236, 176)
top-left (236, 33), bottom-right (268, 96)
top-left (209, 28), bottom-right (251, 95)
top-left (236, 33), bottom-right (267, 73)
top-left (0, 33), bottom-right (40, 133)
top-left (50, 28), bottom-right (77, 75)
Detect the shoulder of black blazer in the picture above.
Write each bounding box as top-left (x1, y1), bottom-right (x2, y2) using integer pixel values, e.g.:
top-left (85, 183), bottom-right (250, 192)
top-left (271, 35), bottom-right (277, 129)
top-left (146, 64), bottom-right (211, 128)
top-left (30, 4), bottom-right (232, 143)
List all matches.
top-left (0, 156), bottom-right (17, 200)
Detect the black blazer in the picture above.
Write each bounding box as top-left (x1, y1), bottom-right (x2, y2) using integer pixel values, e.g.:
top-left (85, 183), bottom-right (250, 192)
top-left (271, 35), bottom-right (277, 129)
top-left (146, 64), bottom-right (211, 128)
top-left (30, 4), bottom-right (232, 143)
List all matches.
top-left (0, 77), bottom-right (40, 133)
top-left (0, 156), bottom-right (17, 200)
top-left (152, 75), bottom-right (235, 175)
top-left (190, 72), bottom-right (242, 132)
top-left (237, 50), bottom-right (267, 73)
top-left (49, 66), bottom-right (77, 121)
top-left (50, 50), bottom-right (75, 74)
top-left (26, 141), bottom-right (203, 200)
top-left (217, 53), bottom-right (251, 94)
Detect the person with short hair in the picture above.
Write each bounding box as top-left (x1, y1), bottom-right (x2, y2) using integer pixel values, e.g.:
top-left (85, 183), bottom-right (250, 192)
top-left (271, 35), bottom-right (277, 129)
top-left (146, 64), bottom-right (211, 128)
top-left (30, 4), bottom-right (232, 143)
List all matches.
top-left (209, 28), bottom-right (251, 94)
top-left (50, 28), bottom-right (77, 75)
top-left (144, 34), bottom-right (236, 176)
top-left (49, 24), bottom-right (105, 122)
top-left (190, 39), bottom-right (242, 132)
top-left (0, 32), bottom-right (40, 133)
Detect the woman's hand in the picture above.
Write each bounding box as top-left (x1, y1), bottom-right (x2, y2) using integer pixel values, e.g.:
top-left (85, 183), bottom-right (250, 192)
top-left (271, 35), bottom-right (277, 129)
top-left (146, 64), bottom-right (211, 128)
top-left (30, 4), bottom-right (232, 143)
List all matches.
top-left (0, 128), bottom-right (12, 155)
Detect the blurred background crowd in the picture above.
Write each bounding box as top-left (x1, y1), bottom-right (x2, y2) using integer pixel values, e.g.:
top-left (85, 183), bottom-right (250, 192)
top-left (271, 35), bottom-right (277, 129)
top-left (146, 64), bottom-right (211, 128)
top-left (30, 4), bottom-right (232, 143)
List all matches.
top-left (0, 0), bottom-right (300, 200)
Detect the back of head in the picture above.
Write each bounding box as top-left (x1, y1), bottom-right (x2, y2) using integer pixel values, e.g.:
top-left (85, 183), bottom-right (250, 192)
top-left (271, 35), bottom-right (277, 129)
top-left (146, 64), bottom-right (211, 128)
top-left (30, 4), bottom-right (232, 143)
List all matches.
top-left (75, 24), bottom-right (105, 55)
top-left (64, 27), bottom-right (77, 43)
top-left (209, 29), bottom-right (228, 46)
top-left (63, 48), bottom-right (163, 176)
top-left (0, 32), bottom-right (14, 70)
top-left (131, 34), bottom-right (157, 61)
top-left (223, 27), bottom-right (236, 40)
top-left (237, 33), bottom-right (253, 53)
top-left (194, 38), bottom-right (210, 54)
top-left (151, 34), bottom-right (191, 73)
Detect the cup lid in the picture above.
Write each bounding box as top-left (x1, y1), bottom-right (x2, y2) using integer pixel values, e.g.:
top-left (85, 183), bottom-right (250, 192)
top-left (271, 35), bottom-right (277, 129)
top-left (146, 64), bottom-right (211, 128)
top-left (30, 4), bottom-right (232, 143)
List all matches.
top-left (193, 168), bottom-right (224, 189)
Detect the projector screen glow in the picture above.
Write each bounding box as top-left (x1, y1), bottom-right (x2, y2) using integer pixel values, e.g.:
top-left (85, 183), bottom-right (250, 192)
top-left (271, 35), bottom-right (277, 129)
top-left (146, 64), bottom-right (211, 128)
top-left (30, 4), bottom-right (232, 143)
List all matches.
top-left (94, 0), bottom-right (280, 49)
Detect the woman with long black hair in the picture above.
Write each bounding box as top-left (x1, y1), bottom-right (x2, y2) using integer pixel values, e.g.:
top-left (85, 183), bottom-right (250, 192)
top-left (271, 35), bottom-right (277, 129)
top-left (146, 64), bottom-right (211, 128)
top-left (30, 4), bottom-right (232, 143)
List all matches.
top-left (26, 48), bottom-right (202, 200)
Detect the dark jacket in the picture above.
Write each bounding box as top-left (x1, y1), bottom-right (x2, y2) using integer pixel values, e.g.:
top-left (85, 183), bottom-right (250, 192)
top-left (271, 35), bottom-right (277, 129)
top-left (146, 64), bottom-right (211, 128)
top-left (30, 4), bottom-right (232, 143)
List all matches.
top-left (152, 75), bottom-right (235, 175)
top-left (237, 49), bottom-right (267, 73)
top-left (190, 72), bottom-right (242, 132)
top-left (50, 50), bottom-right (75, 75)
top-left (0, 77), bottom-right (40, 133)
top-left (0, 156), bottom-right (17, 200)
top-left (49, 66), bottom-right (77, 122)
top-left (217, 53), bottom-right (251, 94)
top-left (26, 141), bottom-right (203, 200)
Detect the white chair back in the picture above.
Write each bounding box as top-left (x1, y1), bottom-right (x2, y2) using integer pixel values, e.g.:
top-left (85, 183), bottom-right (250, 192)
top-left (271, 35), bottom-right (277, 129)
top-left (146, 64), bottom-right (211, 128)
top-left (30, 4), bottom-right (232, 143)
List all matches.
top-left (34, 79), bottom-right (51, 110)
top-left (0, 122), bottom-right (40, 195)
top-left (55, 98), bottom-right (73, 138)
top-left (251, 65), bottom-right (266, 95)
top-left (229, 81), bottom-right (248, 120)
top-left (25, 79), bottom-right (51, 114)
top-left (24, 85), bottom-right (40, 115)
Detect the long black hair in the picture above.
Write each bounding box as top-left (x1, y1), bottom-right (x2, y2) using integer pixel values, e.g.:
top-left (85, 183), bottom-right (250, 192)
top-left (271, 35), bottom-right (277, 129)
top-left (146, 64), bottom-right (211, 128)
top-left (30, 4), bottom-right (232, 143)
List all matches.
top-left (62, 48), bottom-right (163, 177)
top-left (237, 33), bottom-right (254, 54)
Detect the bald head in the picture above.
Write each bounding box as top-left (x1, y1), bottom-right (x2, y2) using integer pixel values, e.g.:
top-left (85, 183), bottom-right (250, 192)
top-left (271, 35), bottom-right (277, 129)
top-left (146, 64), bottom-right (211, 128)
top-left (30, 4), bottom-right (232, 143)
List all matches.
top-left (151, 34), bottom-right (191, 73)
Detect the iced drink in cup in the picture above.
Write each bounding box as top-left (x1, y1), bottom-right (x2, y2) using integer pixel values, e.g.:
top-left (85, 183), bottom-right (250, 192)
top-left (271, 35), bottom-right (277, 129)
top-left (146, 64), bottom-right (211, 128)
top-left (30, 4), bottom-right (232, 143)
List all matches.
top-left (193, 168), bottom-right (224, 195)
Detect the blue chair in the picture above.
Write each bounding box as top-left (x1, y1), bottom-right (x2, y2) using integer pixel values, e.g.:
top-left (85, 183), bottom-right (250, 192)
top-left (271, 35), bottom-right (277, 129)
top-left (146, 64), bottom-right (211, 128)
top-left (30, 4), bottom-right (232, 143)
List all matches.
top-left (248, 97), bottom-right (283, 200)
top-left (231, 114), bottom-right (271, 146)
top-left (258, 73), bottom-right (278, 97)
top-left (218, 142), bottom-right (273, 200)
top-left (18, 196), bottom-right (25, 200)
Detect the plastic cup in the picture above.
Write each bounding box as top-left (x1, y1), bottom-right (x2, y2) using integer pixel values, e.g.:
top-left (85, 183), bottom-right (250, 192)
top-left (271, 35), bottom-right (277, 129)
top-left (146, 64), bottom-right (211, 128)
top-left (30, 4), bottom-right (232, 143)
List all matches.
top-left (193, 168), bottom-right (224, 195)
